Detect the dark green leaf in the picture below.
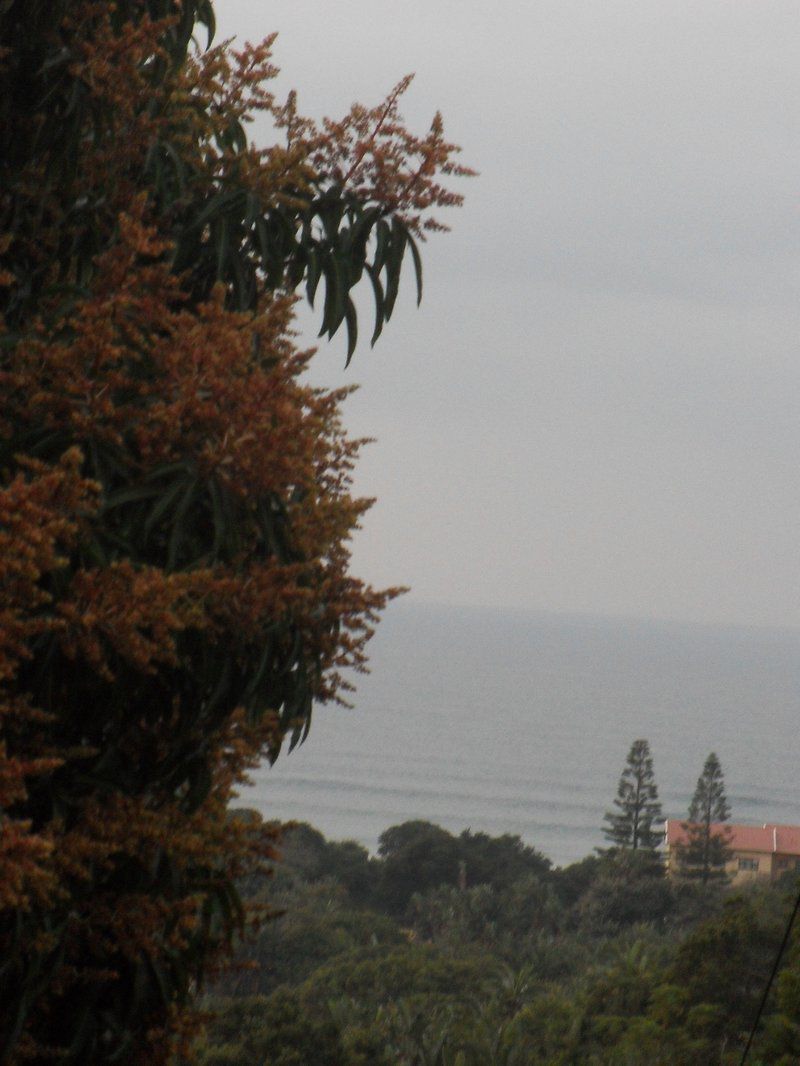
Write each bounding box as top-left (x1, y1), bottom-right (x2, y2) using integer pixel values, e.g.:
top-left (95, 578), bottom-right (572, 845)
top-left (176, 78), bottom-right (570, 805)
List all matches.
top-left (344, 296), bottom-right (358, 366)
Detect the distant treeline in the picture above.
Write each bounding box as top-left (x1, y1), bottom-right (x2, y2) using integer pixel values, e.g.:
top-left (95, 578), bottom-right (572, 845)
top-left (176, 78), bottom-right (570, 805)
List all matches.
top-left (195, 817), bottom-right (800, 1065)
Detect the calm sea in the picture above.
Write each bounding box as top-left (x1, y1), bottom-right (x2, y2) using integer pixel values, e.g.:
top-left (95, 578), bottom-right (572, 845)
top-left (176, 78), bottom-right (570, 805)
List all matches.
top-left (243, 602), bottom-right (800, 868)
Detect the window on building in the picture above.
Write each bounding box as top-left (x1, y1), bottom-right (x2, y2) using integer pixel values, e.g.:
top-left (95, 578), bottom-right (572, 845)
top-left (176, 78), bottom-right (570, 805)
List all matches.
top-left (738, 858), bottom-right (759, 872)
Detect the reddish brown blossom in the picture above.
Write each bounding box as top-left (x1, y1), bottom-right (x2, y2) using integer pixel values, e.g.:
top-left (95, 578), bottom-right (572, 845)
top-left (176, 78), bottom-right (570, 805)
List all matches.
top-left (0, 1), bottom-right (466, 1059)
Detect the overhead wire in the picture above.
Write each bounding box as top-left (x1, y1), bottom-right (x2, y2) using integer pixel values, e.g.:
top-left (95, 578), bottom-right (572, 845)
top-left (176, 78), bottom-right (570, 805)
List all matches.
top-left (739, 879), bottom-right (800, 1064)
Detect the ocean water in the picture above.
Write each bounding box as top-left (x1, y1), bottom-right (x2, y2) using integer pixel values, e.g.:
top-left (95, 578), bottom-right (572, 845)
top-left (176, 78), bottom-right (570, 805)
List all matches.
top-left (242, 602), bottom-right (800, 868)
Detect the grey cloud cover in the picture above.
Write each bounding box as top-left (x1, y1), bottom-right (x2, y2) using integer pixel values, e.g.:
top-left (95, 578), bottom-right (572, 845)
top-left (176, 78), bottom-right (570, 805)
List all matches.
top-left (217, 0), bottom-right (800, 627)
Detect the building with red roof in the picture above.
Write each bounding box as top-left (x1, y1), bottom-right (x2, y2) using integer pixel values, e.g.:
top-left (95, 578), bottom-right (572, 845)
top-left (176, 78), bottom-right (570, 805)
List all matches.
top-left (664, 820), bottom-right (800, 884)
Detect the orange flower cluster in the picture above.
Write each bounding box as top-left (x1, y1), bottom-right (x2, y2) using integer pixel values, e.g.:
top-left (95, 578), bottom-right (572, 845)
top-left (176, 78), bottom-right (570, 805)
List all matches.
top-left (0, 451), bottom-right (96, 912)
top-left (277, 74), bottom-right (476, 236)
top-left (0, 1), bottom-right (467, 1059)
top-left (1, 213), bottom-right (392, 1059)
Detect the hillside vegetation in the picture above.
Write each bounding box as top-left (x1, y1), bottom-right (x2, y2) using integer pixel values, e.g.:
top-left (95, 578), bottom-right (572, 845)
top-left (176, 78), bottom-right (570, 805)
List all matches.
top-left (196, 818), bottom-right (800, 1065)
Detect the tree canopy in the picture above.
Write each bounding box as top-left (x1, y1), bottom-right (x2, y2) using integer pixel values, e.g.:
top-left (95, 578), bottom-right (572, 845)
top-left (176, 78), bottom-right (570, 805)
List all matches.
top-left (196, 817), bottom-right (795, 1066)
top-left (0, 2), bottom-right (468, 1060)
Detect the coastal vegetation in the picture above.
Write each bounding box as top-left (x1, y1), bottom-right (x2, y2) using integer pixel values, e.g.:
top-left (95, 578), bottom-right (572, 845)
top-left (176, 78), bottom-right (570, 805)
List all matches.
top-left (0, 1), bottom-right (467, 1059)
top-left (196, 817), bottom-right (800, 1065)
top-left (1, 2), bottom-right (791, 1064)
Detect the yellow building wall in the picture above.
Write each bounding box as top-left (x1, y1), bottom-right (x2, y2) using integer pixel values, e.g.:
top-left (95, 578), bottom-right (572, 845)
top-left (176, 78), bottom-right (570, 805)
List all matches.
top-left (726, 850), bottom-right (771, 884)
top-left (665, 847), bottom-right (798, 884)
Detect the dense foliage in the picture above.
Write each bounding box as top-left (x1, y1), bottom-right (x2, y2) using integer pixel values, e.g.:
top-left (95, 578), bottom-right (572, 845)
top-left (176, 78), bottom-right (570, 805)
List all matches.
top-left (0, 2), bottom-right (468, 1060)
top-left (198, 819), bottom-right (800, 1065)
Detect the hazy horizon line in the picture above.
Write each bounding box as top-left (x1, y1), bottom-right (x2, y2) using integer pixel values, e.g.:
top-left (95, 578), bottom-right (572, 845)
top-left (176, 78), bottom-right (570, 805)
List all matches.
top-left (386, 595), bottom-right (800, 639)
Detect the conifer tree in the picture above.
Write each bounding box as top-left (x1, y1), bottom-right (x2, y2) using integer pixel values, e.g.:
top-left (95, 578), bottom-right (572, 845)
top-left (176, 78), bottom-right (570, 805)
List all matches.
top-left (603, 739), bottom-right (664, 853)
top-left (679, 752), bottom-right (732, 884)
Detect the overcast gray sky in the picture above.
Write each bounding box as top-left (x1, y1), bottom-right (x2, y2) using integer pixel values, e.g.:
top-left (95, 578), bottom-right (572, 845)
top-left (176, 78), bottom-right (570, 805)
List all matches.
top-left (217, 1), bottom-right (800, 629)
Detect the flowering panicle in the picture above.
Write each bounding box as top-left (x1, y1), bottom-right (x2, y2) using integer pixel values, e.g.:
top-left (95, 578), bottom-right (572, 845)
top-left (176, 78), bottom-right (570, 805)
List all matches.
top-left (277, 74), bottom-right (476, 236)
top-left (0, 0), bottom-right (465, 1058)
